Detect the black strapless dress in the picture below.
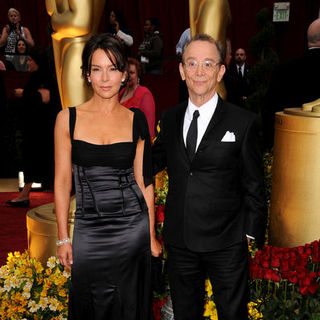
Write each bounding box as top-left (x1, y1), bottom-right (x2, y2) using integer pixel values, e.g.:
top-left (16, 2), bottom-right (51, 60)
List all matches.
top-left (67, 107), bottom-right (153, 320)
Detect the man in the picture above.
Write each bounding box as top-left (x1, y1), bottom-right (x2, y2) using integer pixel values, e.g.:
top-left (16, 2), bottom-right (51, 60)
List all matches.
top-left (263, 18), bottom-right (320, 148)
top-left (152, 34), bottom-right (266, 320)
top-left (225, 48), bottom-right (252, 108)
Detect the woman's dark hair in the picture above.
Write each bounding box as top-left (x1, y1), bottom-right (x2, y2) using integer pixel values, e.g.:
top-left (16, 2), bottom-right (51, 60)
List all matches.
top-left (149, 17), bottom-right (160, 31)
top-left (81, 33), bottom-right (128, 82)
top-left (15, 38), bottom-right (28, 54)
top-left (109, 9), bottom-right (127, 30)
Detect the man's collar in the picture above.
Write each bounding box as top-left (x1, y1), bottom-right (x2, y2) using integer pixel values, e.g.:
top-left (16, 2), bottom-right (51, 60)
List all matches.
top-left (187, 93), bottom-right (218, 118)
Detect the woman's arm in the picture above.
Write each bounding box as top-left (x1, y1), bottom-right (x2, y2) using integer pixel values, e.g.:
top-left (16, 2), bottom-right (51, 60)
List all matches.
top-left (134, 138), bottom-right (162, 257)
top-left (20, 27), bottom-right (35, 47)
top-left (0, 26), bottom-right (9, 47)
top-left (54, 109), bottom-right (73, 269)
top-left (117, 30), bottom-right (133, 46)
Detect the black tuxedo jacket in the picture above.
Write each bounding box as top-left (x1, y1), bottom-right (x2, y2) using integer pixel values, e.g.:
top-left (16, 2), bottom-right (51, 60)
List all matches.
top-left (152, 97), bottom-right (266, 251)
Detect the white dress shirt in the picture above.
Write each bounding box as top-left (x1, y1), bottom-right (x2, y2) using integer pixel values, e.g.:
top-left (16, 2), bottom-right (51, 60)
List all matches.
top-left (183, 93), bottom-right (218, 151)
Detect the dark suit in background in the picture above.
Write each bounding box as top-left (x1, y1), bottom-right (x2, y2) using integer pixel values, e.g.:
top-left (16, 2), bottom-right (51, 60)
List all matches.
top-left (224, 62), bottom-right (252, 108)
top-left (263, 47), bottom-right (320, 148)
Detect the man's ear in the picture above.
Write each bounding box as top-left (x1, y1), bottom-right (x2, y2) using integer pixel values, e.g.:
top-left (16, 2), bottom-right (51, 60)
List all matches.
top-left (217, 64), bottom-right (226, 82)
top-left (179, 62), bottom-right (186, 81)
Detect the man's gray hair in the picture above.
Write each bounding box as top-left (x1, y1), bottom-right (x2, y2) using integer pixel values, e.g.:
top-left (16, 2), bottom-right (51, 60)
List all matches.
top-left (181, 33), bottom-right (225, 64)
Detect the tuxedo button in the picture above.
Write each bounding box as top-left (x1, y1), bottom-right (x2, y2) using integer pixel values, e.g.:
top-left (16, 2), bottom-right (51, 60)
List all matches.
top-left (190, 172), bottom-right (193, 176)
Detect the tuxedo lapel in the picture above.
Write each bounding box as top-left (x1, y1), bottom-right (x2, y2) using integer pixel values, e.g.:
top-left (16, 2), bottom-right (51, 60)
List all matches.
top-left (197, 96), bottom-right (226, 150)
top-left (176, 103), bottom-right (189, 162)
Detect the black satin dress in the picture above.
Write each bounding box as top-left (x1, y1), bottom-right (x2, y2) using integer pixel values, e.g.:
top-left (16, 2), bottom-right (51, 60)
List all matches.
top-left (68, 107), bottom-right (152, 320)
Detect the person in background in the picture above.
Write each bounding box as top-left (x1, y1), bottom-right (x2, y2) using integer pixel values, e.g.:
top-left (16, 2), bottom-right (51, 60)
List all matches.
top-left (175, 27), bottom-right (191, 56)
top-left (138, 18), bottom-right (163, 74)
top-left (176, 27), bottom-right (191, 102)
top-left (263, 18), bottom-right (320, 149)
top-left (0, 8), bottom-right (34, 60)
top-left (107, 9), bottom-right (133, 53)
top-left (12, 38), bottom-right (29, 71)
top-left (0, 60), bottom-right (5, 71)
top-left (225, 48), bottom-right (252, 108)
top-left (6, 47), bottom-right (60, 207)
top-left (119, 57), bottom-right (155, 140)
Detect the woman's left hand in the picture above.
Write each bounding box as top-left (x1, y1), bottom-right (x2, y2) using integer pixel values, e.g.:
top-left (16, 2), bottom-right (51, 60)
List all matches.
top-left (151, 237), bottom-right (162, 257)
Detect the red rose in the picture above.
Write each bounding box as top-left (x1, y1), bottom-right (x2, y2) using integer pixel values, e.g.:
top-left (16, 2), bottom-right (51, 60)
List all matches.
top-left (261, 257), bottom-right (270, 269)
top-left (288, 273), bottom-right (298, 284)
top-left (156, 205), bottom-right (165, 223)
top-left (308, 281), bottom-right (319, 294)
top-left (299, 286), bottom-right (309, 295)
top-left (264, 269), bottom-right (273, 281)
top-left (297, 246), bottom-right (305, 255)
top-left (281, 260), bottom-right (290, 272)
top-left (271, 270), bottom-right (281, 282)
top-left (271, 257), bottom-right (280, 268)
top-left (312, 247), bottom-right (320, 263)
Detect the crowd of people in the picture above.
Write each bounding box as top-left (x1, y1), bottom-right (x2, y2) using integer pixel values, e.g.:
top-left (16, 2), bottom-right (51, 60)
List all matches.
top-left (1, 5), bottom-right (320, 320)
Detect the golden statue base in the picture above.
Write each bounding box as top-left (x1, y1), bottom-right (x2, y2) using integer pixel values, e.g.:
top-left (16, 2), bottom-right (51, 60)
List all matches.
top-left (270, 104), bottom-right (320, 247)
top-left (26, 198), bottom-right (75, 265)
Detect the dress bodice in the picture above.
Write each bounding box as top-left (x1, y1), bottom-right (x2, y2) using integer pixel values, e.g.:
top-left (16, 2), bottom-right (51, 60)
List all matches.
top-left (68, 107), bottom-right (152, 217)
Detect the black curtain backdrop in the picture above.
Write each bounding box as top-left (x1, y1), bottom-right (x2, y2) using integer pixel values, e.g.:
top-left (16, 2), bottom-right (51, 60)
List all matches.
top-left (0, 0), bottom-right (319, 64)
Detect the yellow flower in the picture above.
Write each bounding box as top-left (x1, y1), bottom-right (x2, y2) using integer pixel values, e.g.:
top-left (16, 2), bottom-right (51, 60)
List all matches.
top-left (203, 299), bottom-right (217, 317)
top-left (25, 268), bottom-right (33, 278)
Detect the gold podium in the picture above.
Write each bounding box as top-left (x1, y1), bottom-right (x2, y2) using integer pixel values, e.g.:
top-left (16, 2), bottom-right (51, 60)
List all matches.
top-left (26, 198), bottom-right (75, 265)
top-left (270, 102), bottom-right (320, 247)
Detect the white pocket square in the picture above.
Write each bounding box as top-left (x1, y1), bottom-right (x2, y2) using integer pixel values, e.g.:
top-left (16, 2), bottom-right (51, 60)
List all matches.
top-left (221, 131), bottom-right (236, 142)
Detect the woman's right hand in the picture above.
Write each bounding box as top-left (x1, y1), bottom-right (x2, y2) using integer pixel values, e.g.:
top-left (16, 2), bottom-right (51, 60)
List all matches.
top-left (57, 243), bottom-right (73, 270)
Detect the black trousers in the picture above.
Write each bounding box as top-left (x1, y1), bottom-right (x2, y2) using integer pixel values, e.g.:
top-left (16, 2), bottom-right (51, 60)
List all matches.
top-left (167, 241), bottom-right (249, 320)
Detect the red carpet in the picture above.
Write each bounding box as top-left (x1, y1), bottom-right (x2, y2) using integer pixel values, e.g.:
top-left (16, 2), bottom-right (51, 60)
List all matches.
top-left (0, 192), bottom-right (54, 266)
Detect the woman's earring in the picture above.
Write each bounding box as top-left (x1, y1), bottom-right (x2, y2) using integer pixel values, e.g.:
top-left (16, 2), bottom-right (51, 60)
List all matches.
top-left (138, 78), bottom-right (140, 84)
top-left (88, 78), bottom-right (91, 83)
top-left (121, 78), bottom-right (125, 84)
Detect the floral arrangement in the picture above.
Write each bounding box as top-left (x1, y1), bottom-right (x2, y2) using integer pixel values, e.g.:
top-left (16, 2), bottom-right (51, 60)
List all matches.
top-left (0, 251), bottom-right (70, 320)
top-left (250, 240), bottom-right (320, 319)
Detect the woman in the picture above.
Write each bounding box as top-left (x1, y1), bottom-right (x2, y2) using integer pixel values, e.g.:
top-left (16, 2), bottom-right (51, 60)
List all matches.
top-left (6, 47), bottom-right (59, 207)
top-left (119, 58), bottom-right (155, 140)
top-left (12, 38), bottom-right (28, 71)
top-left (107, 10), bottom-right (133, 50)
top-left (0, 8), bottom-right (34, 59)
top-left (54, 34), bottom-right (161, 319)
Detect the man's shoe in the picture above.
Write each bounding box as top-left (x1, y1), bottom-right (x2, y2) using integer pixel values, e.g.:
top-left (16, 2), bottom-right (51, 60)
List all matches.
top-left (5, 199), bottom-right (30, 207)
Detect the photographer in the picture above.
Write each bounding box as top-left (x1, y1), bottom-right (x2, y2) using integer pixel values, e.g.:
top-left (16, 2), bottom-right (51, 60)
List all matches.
top-left (0, 8), bottom-right (34, 60)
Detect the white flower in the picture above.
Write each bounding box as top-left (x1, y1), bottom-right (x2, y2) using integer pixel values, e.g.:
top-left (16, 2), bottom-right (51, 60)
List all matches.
top-left (38, 297), bottom-right (49, 310)
top-left (28, 300), bottom-right (40, 313)
top-left (48, 297), bottom-right (60, 311)
top-left (22, 290), bottom-right (31, 299)
top-left (63, 270), bottom-right (71, 278)
top-left (24, 279), bottom-right (33, 291)
top-left (47, 256), bottom-right (57, 269)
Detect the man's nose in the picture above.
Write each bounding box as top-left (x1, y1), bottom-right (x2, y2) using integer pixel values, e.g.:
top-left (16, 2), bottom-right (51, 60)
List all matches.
top-left (195, 63), bottom-right (205, 75)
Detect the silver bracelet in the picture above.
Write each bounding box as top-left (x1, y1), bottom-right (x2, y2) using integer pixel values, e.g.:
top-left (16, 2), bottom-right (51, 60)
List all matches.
top-left (56, 238), bottom-right (71, 246)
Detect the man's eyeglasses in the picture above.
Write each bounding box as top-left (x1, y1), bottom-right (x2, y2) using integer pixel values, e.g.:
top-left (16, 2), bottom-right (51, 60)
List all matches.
top-left (183, 60), bottom-right (222, 72)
